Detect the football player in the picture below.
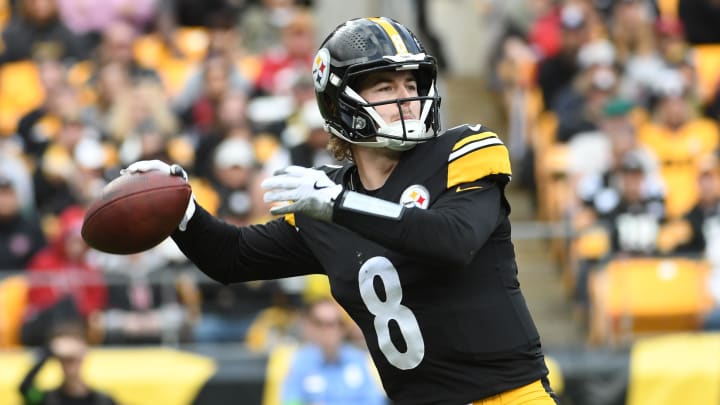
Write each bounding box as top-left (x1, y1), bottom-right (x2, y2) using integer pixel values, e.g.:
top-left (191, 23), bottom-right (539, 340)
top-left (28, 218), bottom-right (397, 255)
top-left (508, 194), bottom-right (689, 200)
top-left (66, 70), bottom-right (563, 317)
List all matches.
top-left (125, 17), bottom-right (558, 405)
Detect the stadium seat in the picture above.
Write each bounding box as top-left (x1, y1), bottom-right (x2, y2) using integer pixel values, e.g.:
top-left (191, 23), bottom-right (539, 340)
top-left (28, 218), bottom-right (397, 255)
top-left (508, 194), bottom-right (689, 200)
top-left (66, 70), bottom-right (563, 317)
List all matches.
top-left (0, 275), bottom-right (29, 348)
top-left (692, 44), bottom-right (720, 103)
top-left (174, 27), bottom-right (210, 62)
top-left (627, 333), bottom-right (720, 405)
top-left (545, 356), bottom-right (565, 397)
top-left (656, 0), bottom-right (679, 19)
top-left (262, 343), bottom-right (298, 405)
top-left (0, 61), bottom-right (45, 136)
top-left (589, 257), bottom-right (713, 345)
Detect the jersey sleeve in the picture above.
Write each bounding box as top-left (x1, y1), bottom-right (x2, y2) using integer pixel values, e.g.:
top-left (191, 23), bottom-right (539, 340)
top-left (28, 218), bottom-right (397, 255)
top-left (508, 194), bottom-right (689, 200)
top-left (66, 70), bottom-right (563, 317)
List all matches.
top-left (333, 180), bottom-right (506, 268)
top-left (447, 130), bottom-right (512, 188)
top-left (171, 204), bottom-right (324, 284)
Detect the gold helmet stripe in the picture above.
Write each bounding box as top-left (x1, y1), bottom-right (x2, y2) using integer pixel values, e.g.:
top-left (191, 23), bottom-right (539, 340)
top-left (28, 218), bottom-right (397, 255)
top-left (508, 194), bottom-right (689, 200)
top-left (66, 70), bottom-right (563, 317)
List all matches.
top-left (368, 17), bottom-right (409, 55)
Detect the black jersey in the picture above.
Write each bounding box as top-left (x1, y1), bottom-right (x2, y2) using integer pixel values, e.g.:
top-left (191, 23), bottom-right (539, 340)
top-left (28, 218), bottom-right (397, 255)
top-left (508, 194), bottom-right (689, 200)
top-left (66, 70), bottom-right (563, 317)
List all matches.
top-left (172, 124), bottom-right (549, 404)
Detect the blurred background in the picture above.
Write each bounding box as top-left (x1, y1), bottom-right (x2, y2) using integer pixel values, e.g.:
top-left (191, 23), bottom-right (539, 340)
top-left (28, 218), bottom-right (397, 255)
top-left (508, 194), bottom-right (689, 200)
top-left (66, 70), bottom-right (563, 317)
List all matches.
top-left (1, 0), bottom-right (720, 404)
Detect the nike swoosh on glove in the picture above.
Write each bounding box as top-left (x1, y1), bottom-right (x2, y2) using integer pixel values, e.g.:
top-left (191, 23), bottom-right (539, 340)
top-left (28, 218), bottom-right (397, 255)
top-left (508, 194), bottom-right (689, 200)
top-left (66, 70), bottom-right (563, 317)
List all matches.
top-left (261, 165), bottom-right (343, 222)
top-left (121, 160), bottom-right (196, 231)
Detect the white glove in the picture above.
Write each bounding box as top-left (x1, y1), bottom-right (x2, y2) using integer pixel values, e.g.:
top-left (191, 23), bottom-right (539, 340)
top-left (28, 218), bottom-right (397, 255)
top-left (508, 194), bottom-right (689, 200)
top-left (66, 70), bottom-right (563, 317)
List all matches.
top-left (261, 165), bottom-right (343, 222)
top-left (121, 160), bottom-right (196, 231)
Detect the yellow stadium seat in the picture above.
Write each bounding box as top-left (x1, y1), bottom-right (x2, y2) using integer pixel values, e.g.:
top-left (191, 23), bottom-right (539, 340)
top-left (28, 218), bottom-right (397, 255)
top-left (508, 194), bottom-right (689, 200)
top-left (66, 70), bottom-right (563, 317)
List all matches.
top-left (545, 356), bottom-right (564, 397)
top-left (157, 57), bottom-right (197, 98)
top-left (657, 0), bottom-right (679, 19)
top-left (589, 258), bottom-right (713, 345)
top-left (133, 34), bottom-right (166, 69)
top-left (0, 61), bottom-right (45, 136)
top-left (0, 275), bottom-right (29, 348)
top-left (262, 343), bottom-right (298, 405)
top-left (692, 44), bottom-right (720, 103)
top-left (627, 333), bottom-right (720, 405)
top-left (175, 27), bottom-right (210, 62)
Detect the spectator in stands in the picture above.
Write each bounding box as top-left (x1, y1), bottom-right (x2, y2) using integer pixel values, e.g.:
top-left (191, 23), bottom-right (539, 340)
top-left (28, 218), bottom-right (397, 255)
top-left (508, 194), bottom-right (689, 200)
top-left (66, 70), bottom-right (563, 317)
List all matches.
top-left (254, 7), bottom-right (315, 97)
top-left (572, 150), bottom-right (666, 316)
top-left (57, 0), bottom-right (158, 39)
top-left (90, 252), bottom-right (197, 345)
top-left (80, 62), bottom-right (131, 140)
top-left (21, 205), bottom-right (107, 346)
top-left (619, 15), bottom-right (688, 108)
top-left (526, 0), bottom-right (562, 60)
top-left (537, 3), bottom-right (590, 111)
top-left (33, 109), bottom-right (95, 217)
top-left (667, 153), bottom-right (720, 256)
top-left (638, 69), bottom-right (719, 218)
top-left (190, 90), bottom-right (252, 181)
top-left (0, 172), bottom-right (46, 271)
top-left (210, 136), bottom-right (265, 226)
top-left (110, 79), bottom-right (178, 160)
top-left (17, 63), bottom-right (76, 158)
top-left (80, 19), bottom-right (160, 88)
top-left (0, 0), bottom-right (90, 63)
top-left (554, 40), bottom-right (619, 142)
top-left (267, 101), bottom-right (338, 175)
top-left (279, 74), bottom-right (323, 148)
top-left (281, 298), bottom-right (387, 405)
top-left (607, 0), bottom-right (656, 67)
top-left (599, 151), bottom-right (667, 257)
top-left (237, 0), bottom-right (298, 55)
top-left (70, 137), bottom-right (110, 205)
top-left (173, 53), bottom-right (251, 132)
top-left (19, 321), bottom-right (119, 405)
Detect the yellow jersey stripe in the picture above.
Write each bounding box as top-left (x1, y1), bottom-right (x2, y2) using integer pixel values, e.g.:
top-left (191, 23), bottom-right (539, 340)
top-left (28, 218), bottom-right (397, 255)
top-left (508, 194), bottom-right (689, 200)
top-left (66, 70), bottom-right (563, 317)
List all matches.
top-left (368, 17), bottom-right (408, 55)
top-left (452, 131), bottom-right (498, 152)
top-left (447, 143), bottom-right (511, 188)
top-left (284, 213), bottom-right (296, 226)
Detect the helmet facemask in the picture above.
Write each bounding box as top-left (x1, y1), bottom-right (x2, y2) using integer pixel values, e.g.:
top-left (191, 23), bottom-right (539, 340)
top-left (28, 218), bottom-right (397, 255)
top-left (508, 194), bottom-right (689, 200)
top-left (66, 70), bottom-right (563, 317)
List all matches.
top-left (338, 77), bottom-right (439, 151)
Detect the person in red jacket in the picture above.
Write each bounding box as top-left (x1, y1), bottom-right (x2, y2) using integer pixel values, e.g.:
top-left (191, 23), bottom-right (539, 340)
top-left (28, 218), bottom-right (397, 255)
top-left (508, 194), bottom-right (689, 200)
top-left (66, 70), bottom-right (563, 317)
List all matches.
top-left (21, 205), bottom-right (108, 346)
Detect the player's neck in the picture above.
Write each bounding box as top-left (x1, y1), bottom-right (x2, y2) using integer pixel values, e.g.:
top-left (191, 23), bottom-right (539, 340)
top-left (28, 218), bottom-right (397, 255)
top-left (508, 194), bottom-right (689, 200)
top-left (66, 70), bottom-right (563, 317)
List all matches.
top-left (352, 146), bottom-right (400, 190)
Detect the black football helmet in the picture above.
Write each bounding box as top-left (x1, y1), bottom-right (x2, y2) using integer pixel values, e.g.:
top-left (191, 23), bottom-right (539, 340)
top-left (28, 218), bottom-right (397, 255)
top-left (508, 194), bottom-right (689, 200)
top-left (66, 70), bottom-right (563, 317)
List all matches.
top-left (312, 17), bottom-right (441, 151)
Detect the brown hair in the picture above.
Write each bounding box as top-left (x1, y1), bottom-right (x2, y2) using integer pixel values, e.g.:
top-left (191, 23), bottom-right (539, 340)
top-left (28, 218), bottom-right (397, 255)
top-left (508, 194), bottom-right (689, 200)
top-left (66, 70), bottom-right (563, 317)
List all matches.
top-left (327, 135), bottom-right (353, 162)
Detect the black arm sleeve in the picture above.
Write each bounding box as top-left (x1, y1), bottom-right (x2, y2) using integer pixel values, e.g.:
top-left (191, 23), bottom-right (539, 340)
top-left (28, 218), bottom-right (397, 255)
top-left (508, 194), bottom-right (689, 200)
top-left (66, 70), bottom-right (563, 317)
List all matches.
top-left (333, 181), bottom-right (505, 267)
top-left (171, 204), bottom-right (323, 284)
top-left (19, 348), bottom-right (51, 404)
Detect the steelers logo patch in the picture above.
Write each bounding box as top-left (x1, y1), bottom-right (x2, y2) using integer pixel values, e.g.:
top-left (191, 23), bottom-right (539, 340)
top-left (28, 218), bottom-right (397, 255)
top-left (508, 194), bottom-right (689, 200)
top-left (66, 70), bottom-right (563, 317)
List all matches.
top-left (400, 185), bottom-right (430, 209)
top-left (312, 48), bottom-right (331, 91)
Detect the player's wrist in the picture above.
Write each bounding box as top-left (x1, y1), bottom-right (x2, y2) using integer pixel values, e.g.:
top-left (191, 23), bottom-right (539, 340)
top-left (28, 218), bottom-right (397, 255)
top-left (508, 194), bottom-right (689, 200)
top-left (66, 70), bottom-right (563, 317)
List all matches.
top-left (178, 194), bottom-right (197, 231)
top-left (335, 190), bottom-right (405, 220)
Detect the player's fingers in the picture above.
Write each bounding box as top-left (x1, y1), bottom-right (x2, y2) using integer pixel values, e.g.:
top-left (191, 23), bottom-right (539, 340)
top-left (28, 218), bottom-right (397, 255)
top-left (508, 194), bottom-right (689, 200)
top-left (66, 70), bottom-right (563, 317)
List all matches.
top-left (263, 189), bottom-right (299, 203)
top-left (122, 160), bottom-right (170, 175)
top-left (260, 175), bottom-right (301, 190)
top-left (269, 202), bottom-right (296, 216)
top-left (281, 165), bottom-right (312, 176)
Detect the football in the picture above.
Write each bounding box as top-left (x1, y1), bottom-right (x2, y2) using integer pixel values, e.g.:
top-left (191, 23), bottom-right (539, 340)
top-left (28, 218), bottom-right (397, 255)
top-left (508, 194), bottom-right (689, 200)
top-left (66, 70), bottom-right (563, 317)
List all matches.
top-left (81, 171), bottom-right (192, 254)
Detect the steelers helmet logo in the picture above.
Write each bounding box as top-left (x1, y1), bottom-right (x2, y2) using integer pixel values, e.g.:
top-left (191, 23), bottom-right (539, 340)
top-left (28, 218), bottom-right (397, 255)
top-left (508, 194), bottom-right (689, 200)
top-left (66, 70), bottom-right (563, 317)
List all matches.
top-left (312, 48), bottom-right (331, 91)
top-left (400, 185), bottom-right (430, 209)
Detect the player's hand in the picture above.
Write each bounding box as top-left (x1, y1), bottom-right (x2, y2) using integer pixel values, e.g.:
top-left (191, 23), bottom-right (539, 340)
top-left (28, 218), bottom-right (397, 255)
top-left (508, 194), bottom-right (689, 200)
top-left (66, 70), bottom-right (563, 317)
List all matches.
top-left (121, 160), bottom-right (196, 231)
top-left (261, 166), bottom-right (343, 222)
top-left (121, 159), bottom-right (188, 182)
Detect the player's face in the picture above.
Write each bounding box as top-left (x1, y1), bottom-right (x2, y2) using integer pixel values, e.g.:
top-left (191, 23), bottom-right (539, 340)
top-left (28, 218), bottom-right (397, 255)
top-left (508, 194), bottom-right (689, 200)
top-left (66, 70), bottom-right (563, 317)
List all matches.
top-left (358, 70), bottom-right (421, 125)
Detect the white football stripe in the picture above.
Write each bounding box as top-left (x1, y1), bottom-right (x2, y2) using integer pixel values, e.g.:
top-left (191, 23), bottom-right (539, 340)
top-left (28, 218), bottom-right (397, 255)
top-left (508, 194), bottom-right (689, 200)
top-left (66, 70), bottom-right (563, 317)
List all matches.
top-left (448, 137), bottom-right (503, 162)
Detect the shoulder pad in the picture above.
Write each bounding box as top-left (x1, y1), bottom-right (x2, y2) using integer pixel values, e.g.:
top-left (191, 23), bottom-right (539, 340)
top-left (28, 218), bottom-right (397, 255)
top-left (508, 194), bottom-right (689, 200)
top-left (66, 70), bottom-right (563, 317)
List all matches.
top-left (446, 124), bottom-right (512, 188)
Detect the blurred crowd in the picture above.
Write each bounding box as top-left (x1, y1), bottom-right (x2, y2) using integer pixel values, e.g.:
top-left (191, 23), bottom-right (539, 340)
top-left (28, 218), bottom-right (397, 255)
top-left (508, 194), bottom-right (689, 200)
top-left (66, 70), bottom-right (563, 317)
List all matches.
top-left (3, 0), bottom-right (720, 353)
top-left (491, 0), bottom-right (720, 343)
top-left (0, 0), bottom-right (339, 350)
